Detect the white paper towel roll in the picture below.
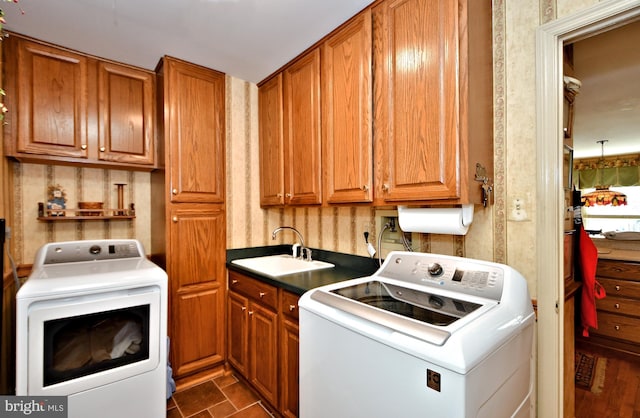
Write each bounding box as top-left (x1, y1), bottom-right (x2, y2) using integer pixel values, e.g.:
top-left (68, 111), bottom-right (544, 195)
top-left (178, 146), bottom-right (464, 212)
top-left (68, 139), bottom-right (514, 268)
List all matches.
top-left (397, 205), bottom-right (474, 235)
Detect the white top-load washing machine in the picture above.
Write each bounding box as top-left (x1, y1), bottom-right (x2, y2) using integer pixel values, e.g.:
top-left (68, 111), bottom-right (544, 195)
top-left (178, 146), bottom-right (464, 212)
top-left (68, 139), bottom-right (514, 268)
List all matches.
top-left (299, 251), bottom-right (535, 418)
top-left (16, 239), bottom-right (168, 418)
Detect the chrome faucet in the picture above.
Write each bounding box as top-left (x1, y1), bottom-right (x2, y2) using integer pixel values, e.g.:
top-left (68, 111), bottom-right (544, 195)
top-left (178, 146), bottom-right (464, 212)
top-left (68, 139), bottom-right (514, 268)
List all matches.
top-left (272, 226), bottom-right (311, 261)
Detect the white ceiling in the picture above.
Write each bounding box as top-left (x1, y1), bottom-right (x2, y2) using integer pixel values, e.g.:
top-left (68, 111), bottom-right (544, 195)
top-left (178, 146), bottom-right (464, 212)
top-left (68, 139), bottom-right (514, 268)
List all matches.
top-left (2, 0), bottom-right (374, 84)
top-left (571, 20), bottom-right (640, 159)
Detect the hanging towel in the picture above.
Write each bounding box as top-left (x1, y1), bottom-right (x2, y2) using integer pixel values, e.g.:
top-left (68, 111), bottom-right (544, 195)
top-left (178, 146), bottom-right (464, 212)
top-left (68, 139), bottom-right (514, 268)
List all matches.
top-left (579, 225), bottom-right (606, 337)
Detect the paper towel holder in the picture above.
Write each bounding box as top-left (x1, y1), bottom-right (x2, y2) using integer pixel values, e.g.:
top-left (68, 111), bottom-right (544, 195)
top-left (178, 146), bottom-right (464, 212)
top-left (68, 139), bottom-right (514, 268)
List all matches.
top-left (397, 204), bottom-right (475, 235)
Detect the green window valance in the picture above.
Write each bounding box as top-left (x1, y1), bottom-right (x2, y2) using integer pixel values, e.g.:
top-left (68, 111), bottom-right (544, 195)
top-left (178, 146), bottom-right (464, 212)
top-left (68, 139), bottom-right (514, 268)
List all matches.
top-left (575, 166), bottom-right (640, 189)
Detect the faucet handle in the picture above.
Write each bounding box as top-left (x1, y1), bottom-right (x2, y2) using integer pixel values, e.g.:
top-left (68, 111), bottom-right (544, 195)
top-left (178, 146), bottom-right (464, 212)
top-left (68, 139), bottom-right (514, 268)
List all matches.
top-left (303, 247), bottom-right (312, 262)
top-left (292, 243), bottom-right (301, 259)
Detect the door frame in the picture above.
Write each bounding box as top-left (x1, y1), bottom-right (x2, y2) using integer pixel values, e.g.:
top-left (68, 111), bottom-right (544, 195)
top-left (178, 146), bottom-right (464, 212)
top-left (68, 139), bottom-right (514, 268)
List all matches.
top-left (535, 1), bottom-right (640, 416)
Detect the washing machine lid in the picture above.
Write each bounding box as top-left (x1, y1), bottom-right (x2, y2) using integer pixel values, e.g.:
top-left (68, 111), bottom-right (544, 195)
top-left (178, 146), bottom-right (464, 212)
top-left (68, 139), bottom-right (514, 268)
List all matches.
top-left (331, 280), bottom-right (482, 325)
top-left (311, 279), bottom-right (486, 346)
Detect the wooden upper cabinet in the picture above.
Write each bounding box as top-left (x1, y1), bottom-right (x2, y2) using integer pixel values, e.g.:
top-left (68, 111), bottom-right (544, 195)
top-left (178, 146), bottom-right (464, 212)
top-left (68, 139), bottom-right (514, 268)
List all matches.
top-left (322, 10), bottom-right (373, 203)
top-left (10, 36), bottom-right (89, 158)
top-left (97, 62), bottom-right (155, 165)
top-left (163, 57), bottom-right (226, 204)
top-left (372, 0), bottom-right (493, 205)
top-left (259, 74), bottom-right (285, 206)
top-left (283, 49), bottom-right (323, 205)
top-left (3, 34), bottom-right (157, 170)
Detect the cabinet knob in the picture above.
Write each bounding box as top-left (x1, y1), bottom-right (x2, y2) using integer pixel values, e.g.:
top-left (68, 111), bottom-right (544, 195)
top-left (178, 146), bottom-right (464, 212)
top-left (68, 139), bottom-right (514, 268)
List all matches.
top-left (231, 279), bottom-right (238, 285)
top-left (615, 303), bottom-right (620, 309)
top-left (382, 183), bottom-right (389, 192)
top-left (289, 304), bottom-right (296, 312)
top-left (172, 189), bottom-right (178, 195)
top-left (172, 216), bottom-right (178, 222)
top-left (241, 306), bottom-right (247, 312)
top-left (285, 193), bottom-right (292, 198)
top-left (615, 285), bottom-right (621, 291)
top-left (81, 144), bottom-right (87, 150)
top-left (276, 193), bottom-right (283, 198)
top-left (362, 185), bottom-right (369, 192)
top-left (615, 325), bottom-right (620, 331)
top-left (99, 146), bottom-right (106, 152)
top-left (249, 311), bottom-right (254, 316)
top-left (259, 292), bottom-right (266, 298)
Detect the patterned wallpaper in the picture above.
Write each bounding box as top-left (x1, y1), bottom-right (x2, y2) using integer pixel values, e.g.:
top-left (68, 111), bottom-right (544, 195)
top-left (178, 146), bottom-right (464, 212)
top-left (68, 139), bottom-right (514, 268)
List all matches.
top-left (10, 163), bottom-right (151, 266)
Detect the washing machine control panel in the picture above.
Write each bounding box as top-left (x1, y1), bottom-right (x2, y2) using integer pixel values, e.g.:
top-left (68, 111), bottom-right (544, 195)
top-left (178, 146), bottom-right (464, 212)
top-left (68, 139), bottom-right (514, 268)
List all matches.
top-left (377, 252), bottom-right (506, 301)
top-left (36, 239), bottom-right (144, 265)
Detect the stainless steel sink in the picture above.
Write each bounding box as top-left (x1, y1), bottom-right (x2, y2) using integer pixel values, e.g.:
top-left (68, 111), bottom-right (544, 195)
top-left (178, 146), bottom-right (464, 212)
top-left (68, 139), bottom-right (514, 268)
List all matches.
top-left (231, 254), bottom-right (334, 277)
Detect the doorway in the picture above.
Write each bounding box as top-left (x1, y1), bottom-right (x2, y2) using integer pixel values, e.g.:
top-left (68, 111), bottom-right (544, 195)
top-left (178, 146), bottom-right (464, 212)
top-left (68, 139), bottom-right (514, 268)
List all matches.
top-left (536, 1), bottom-right (640, 417)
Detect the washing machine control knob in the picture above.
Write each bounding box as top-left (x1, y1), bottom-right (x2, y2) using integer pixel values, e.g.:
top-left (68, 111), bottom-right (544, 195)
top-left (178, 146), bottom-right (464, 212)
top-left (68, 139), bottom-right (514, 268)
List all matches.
top-left (89, 245), bottom-right (102, 255)
top-left (427, 262), bottom-right (443, 277)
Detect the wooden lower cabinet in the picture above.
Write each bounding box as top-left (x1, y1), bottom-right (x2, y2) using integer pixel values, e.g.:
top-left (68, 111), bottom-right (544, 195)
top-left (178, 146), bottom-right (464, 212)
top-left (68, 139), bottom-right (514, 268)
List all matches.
top-left (280, 291), bottom-right (300, 418)
top-left (227, 272), bottom-right (279, 407)
top-left (167, 208), bottom-right (226, 378)
top-left (227, 271), bottom-right (301, 416)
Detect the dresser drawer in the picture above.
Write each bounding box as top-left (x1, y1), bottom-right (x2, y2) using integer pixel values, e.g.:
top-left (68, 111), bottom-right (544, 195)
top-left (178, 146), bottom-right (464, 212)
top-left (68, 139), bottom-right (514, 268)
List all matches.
top-left (597, 277), bottom-right (640, 299)
top-left (596, 295), bottom-right (640, 317)
top-left (280, 290), bottom-right (300, 321)
top-left (596, 259), bottom-right (640, 280)
top-left (228, 271), bottom-right (278, 310)
top-left (591, 311), bottom-right (640, 344)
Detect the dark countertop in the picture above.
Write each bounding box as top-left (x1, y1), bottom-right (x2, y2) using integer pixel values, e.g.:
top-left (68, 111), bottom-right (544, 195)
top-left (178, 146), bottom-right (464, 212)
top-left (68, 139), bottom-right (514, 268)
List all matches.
top-left (226, 245), bottom-right (380, 295)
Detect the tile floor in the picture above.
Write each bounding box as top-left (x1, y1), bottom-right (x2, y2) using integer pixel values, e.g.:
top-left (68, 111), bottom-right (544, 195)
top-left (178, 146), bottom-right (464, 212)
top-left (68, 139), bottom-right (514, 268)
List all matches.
top-left (166, 374), bottom-right (276, 418)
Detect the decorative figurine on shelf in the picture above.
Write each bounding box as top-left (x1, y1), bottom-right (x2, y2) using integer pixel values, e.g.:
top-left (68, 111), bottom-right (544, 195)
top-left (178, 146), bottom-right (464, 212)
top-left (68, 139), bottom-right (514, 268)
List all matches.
top-left (47, 184), bottom-right (67, 216)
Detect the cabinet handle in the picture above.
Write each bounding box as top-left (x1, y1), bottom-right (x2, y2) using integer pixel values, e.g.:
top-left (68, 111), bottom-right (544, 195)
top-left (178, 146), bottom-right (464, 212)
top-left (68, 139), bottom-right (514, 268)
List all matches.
top-left (615, 325), bottom-right (620, 331)
top-left (289, 304), bottom-right (296, 312)
top-left (172, 216), bottom-right (178, 222)
top-left (259, 292), bottom-right (266, 298)
top-left (99, 146), bottom-right (106, 152)
top-left (615, 303), bottom-right (620, 309)
top-left (231, 279), bottom-right (238, 285)
top-left (81, 144), bottom-right (87, 150)
top-left (615, 285), bottom-right (621, 291)
top-left (172, 188), bottom-right (178, 195)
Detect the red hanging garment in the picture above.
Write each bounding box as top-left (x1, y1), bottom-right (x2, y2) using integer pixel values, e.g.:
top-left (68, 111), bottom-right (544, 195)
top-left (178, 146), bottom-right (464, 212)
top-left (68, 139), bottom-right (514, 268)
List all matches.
top-left (579, 226), bottom-right (606, 337)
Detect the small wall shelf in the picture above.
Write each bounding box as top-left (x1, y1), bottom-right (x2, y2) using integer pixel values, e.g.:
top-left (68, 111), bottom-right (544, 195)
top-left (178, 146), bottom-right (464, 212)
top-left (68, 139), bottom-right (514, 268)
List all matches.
top-left (37, 203), bottom-right (136, 221)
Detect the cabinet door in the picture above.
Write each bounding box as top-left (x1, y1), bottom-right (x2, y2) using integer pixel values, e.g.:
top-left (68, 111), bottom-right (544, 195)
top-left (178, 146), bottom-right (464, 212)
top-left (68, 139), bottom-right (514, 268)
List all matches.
top-left (97, 62), bottom-right (155, 165)
top-left (322, 10), bottom-right (373, 203)
top-left (259, 74), bottom-right (285, 206)
top-left (14, 38), bottom-right (89, 158)
top-left (280, 317), bottom-right (299, 418)
top-left (249, 301), bottom-right (278, 406)
top-left (168, 207), bottom-right (226, 377)
top-left (227, 291), bottom-right (249, 376)
top-left (283, 49), bottom-right (322, 205)
top-left (373, 0), bottom-right (460, 202)
top-left (165, 57), bottom-right (225, 203)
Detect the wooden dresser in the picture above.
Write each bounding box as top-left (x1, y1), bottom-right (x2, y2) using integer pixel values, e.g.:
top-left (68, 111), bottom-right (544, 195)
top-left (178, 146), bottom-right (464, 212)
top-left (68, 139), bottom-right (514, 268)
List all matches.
top-left (584, 259), bottom-right (640, 356)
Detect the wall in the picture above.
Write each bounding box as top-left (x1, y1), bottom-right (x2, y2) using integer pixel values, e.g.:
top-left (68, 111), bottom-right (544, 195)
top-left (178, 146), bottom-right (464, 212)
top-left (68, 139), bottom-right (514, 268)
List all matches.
top-left (8, 163), bottom-right (151, 266)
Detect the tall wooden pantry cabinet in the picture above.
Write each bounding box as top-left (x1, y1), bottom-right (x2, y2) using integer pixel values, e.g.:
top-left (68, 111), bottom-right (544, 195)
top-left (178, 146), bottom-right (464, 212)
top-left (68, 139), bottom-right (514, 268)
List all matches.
top-left (151, 56), bottom-right (227, 385)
